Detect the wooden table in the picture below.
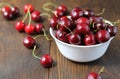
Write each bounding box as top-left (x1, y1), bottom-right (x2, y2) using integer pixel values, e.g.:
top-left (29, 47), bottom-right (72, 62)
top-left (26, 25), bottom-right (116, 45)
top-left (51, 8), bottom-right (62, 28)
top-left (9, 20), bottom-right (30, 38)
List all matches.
top-left (0, 0), bottom-right (120, 79)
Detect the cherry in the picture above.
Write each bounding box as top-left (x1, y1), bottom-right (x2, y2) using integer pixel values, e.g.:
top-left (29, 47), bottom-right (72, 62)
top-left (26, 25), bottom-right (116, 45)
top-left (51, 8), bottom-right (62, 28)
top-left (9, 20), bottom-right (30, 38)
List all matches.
top-left (25, 24), bottom-right (35, 35)
top-left (76, 17), bottom-right (90, 25)
top-left (40, 54), bottom-right (53, 68)
top-left (15, 21), bottom-right (25, 32)
top-left (89, 15), bottom-right (103, 23)
top-left (54, 9), bottom-right (65, 17)
top-left (23, 36), bottom-right (36, 49)
top-left (11, 6), bottom-right (20, 17)
top-left (58, 16), bottom-right (73, 32)
top-left (57, 4), bottom-right (67, 13)
top-left (96, 30), bottom-right (110, 43)
top-left (49, 16), bottom-right (59, 29)
top-left (55, 29), bottom-right (68, 43)
top-left (70, 7), bottom-right (83, 21)
top-left (24, 4), bottom-right (34, 13)
top-left (31, 10), bottom-right (41, 22)
top-left (2, 11), bottom-right (13, 20)
top-left (84, 34), bottom-right (96, 45)
top-left (93, 22), bottom-right (106, 30)
top-left (87, 72), bottom-right (101, 79)
top-left (35, 23), bottom-right (44, 34)
top-left (68, 33), bottom-right (81, 45)
top-left (107, 26), bottom-right (117, 36)
top-left (76, 23), bottom-right (90, 36)
top-left (1, 6), bottom-right (11, 13)
top-left (83, 9), bottom-right (94, 17)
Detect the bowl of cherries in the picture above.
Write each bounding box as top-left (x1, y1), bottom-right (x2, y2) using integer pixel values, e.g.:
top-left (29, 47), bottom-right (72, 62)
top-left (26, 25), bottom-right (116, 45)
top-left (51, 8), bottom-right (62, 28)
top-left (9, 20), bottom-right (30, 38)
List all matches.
top-left (48, 6), bottom-right (118, 62)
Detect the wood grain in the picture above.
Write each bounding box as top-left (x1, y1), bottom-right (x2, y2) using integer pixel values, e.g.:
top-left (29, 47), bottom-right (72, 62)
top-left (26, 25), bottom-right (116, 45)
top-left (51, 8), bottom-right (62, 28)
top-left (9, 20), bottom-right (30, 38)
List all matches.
top-left (0, 0), bottom-right (120, 79)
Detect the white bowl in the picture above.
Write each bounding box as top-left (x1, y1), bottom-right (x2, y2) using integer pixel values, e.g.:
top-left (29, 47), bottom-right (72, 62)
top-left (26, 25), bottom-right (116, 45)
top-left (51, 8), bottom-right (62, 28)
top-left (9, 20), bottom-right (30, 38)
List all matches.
top-left (49, 20), bottom-right (114, 62)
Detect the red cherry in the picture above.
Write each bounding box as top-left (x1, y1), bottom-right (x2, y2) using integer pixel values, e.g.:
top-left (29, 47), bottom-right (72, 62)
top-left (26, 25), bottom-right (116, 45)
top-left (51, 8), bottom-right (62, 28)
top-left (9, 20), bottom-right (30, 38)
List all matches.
top-left (15, 21), bottom-right (25, 32)
top-left (23, 36), bottom-right (36, 49)
top-left (87, 72), bottom-right (101, 79)
top-left (31, 11), bottom-right (41, 22)
top-left (96, 30), bottom-right (110, 43)
top-left (84, 34), bottom-right (96, 45)
top-left (55, 29), bottom-right (68, 43)
top-left (76, 23), bottom-right (90, 36)
top-left (24, 4), bottom-right (34, 13)
top-left (11, 6), bottom-right (20, 17)
top-left (57, 4), bottom-right (67, 14)
top-left (2, 11), bottom-right (13, 20)
top-left (76, 17), bottom-right (90, 25)
top-left (68, 33), bottom-right (81, 45)
top-left (54, 9), bottom-right (65, 17)
top-left (40, 54), bottom-right (53, 68)
top-left (1, 6), bottom-right (11, 13)
top-left (35, 23), bottom-right (44, 34)
top-left (107, 26), bottom-right (117, 37)
top-left (89, 16), bottom-right (103, 23)
top-left (50, 16), bottom-right (59, 29)
top-left (83, 9), bottom-right (94, 17)
top-left (93, 22), bottom-right (106, 30)
top-left (70, 7), bottom-right (83, 21)
top-left (25, 24), bottom-right (35, 35)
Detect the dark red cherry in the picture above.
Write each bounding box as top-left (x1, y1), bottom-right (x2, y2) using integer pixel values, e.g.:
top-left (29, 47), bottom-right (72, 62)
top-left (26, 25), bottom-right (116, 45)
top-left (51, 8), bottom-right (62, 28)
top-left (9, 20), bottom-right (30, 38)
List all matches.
top-left (107, 26), bottom-right (117, 36)
top-left (68, 33), bottom-right (81, 45)
top-left (25, 24), bottom-right (35, 35)
top-left (96, 30), bottom-right (110, 43)
top-left (50, 16), bottom-right (59, 29)
top-left (89, 16), bottom-right (103, 23)
top-left (54, 9), bottom-right (65, 17)
top-left (1, 6), bottom-right (11, 13)
top-left (24, 4), bottom-right (34, 13)
top-left (70, 7), bottom-right (83, 21)
top-left (76, 17), bottom-right (90, 25)
top-left (76, 23), bottom-right (90, 36)
top-left (84, 34), bottom-right (96, 45)
top-left (2, 11), bottom-right (13, 20)
top-left (55, 30), bottom-right (68, 43)
top-left (35, 23), bottom-right (44, 34)
top-left (40, 54), bottom-right (53, 68)
top-left (15, 21), bottom-right (25, 32)
top-left (87, 72), bottom-right (101, 79)
top-left (83, 9), bottom-right (94, 17)
top-left (93, 22), bottom-right (106, 30)
top-left (57, 4), bottom-right (67, 14)
top-left (11, 6), bottom-right (20, 17)
top-left (31, 11), bottom-right (40, 22)
top-left (23, 36), bottom-right (36, 49)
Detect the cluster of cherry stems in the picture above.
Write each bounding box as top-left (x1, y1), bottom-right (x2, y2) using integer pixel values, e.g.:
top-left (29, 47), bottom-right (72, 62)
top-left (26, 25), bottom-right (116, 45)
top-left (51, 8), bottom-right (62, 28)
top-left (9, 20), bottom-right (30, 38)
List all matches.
top-left (0, 2), bottom-right (119, 79)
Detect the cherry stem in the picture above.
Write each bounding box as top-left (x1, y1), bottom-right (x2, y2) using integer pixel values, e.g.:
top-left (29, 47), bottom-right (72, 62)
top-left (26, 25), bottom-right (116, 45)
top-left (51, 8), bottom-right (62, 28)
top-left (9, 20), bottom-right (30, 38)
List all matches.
top-left (40, 13), bottom-right (51, 20)
top-left (43, 2), bottom-right (57, 13)
top-left (0, 2), bottom-right (13, 8)
top-left (28, 8), bottom-right (31, 25)
top-left (42, 28), bottom-right (52, 41)
top-left (22, 10), bottom-right (29, 22)
top-left (32, 45), bottom-right (41, 60)
top-left (98, 67), bottom-right (105, 75)
top-left (111, 19), bottom-right (120, 25)
top-left (96, 8), bottom-right (105, 16)
top-left (64, 25), bottom-right (73, 34)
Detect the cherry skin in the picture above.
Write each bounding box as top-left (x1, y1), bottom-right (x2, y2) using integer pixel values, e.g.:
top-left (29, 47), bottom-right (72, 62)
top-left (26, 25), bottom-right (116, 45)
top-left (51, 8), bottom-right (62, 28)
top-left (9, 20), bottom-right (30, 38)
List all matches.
top-left (84, 34), bottom-right (96, 45)
top-left (87, 72), bottom-right (101, 79)
top-left (15, 21), bottom-right (25, 32)
top-left (96, 30), bottom-right (110, 43)
top-left (11, 6), bottom-right (20, 17)
top-left (35, 23), bottom-right (44, 34)
top-left (31, 11), bottom-right (40, 22)
top-left (76, 17), bottom-right (90, 25)
top-left (25, 24), bottom-right (35, 35)
top-left (54, 9), bottom-right (65, 17)
top-left (40, 54), bottom-right (53, 68)
top-left (24, 4), bottom-right (34, 13)
top-left (57, 4), bottom-right (67, 14)
top-left (76, 23), bottom-right (90, 36)
top-left (23, 36), bottom-right (36, 49)
top-left (70, 7), bottom-right (83, 21)
top-left (93, 22), bottom-right (106, 30)
top-left (83, 9), bottom-right (94, 17)
top-left (49, 16), bottom-right (59, 29)
top-left (55, 29), bottom-right (68, 43)
top-left (68, 33), bottom-right (81, 45)
top-left (2, 11), bottom-right (13, 20)
top-left (107, 26), bottom-right (117, 36)
top-left (89, 15), bottom-right (103, 23)
top-left (1, 6), bottom-right (11, 13)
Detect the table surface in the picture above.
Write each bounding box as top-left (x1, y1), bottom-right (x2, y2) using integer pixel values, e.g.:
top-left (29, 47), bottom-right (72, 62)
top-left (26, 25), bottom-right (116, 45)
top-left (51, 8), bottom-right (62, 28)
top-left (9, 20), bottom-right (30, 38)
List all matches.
top-left (0, 0), bottom-right (120, 79)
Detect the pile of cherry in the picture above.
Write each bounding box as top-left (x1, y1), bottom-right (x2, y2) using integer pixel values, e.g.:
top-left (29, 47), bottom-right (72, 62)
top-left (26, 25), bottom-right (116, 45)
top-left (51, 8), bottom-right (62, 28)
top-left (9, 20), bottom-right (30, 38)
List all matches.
top-left (0, 2), bottom-right (119, 79)
top-left (48, 4), bottom-right (118, 45)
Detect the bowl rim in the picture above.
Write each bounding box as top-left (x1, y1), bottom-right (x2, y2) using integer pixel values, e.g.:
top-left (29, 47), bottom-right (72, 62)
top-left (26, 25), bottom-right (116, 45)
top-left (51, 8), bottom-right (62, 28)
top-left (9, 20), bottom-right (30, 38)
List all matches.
top-left (49, 20), bottom-right (114, 48)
